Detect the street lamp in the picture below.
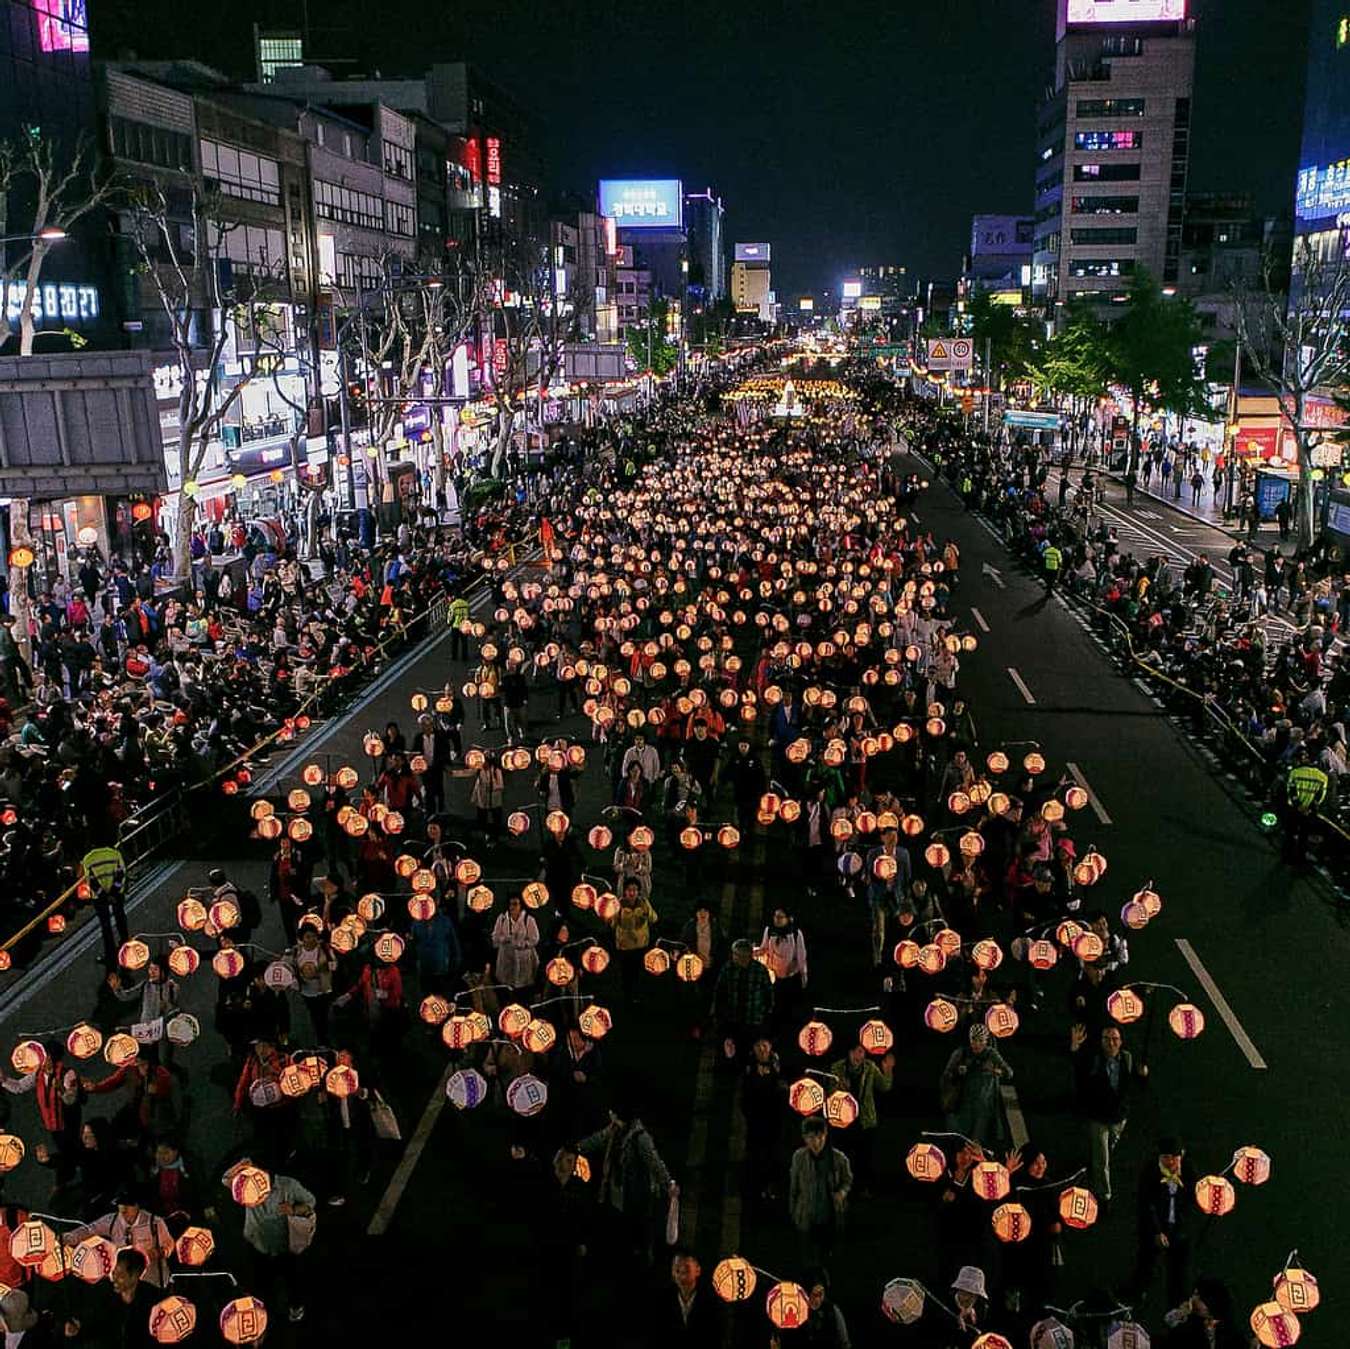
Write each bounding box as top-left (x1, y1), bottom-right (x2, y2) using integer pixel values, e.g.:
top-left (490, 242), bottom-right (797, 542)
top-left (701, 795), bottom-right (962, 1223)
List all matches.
top-left (0, 228), bottom-right (67, 245)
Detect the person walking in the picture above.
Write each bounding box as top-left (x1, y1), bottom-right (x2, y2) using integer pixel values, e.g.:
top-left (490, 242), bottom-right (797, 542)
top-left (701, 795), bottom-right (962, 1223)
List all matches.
top-left (491, 894), bottom-right (541, 990)
top-left (239, 1165), bottom-right (317, 1323)
top-left (80, 843), bottom-right (128, 968)
top-left (712, 939), bottom-right (773, 1064)
top-left (611, 878), bottom-right (658, 1006)
top-left (828, 1042), bottom-right (894, 1197)
top-left (940, 1023), bottom-right (1013, 1151)
top-left (1129, 1136), bottom-right (1197, 1309)
top-left (789, 1116), bottom-right (852, 1267)
top-left (1070, 1022), bottom-right (1148, 1204)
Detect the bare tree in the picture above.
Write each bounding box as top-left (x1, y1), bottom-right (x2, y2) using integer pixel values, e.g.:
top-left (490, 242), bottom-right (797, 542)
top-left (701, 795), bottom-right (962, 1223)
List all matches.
top-left (1233, 233), bottom-right (1350, 549)
top-left (2, 130), bottom-right (113, 666)
top-left (123, 182), bottom-right (285, 576)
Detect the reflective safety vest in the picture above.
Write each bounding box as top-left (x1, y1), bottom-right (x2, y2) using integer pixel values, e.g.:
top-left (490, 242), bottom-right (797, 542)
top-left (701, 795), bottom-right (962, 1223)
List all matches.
top-left (448, 596), bottom-right (470, 628)
top-left (1286, 765), bottom-right (1329, 809)
top-left (1043, 546), bottom-right (1063, 574)
top-left (80, 846), bottom-right (125, 894)
top-left (960, 477), bottom-right (973, 495)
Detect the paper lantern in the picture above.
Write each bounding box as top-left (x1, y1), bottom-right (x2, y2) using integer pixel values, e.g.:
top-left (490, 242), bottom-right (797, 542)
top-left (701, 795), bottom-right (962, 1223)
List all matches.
top-left (1056, 919), bottom-right (1083, 949)
top-left (825, 1090), bottom-right (859, 1128)
top-left (230, 1166), bottom-right (272, 1208)
top-left (1028, 939), bottom-right (1058, 970)
top-left (147, 1295), bottom-right (196, 1345)
top-left (104, 1033), bottom-right (139, 1067)
top-left (71, 1234), bottom-right (118, 1283)
top-left (1168, 1002), bottom-right (1206, 1039)
top-left (717, 825), bottom-right (741, 849)
top-left (712, 1255), bottom-right (757, 1302)
top-left (466, 885), bottom-right (494, 913)
top-left (66, 1023), bottom-right (103, 1060)
top-left (373, 932), bottom-right (405, 963)
top-left (546, 956), bottom-right (576, 987)
top-left (166, 1013), bottom-right (199, 1048)
top-left (798, 1020), bottom-right (833, 1056)
top-left (119, 939), bottom-right (150, 971)
top-left (881, 1277), bottom-right (925, 1325)
top-left (895, 939), bottom-right (921, 969)
top-left (219, 1296), bottom-right (268, 1345)
top-left (1273, 1267), bottom-right (1318, 1314)
top-left (1058, 1186), bottom-right (1099, 1229)
top-left (441, 1015), bottom-right (478, 1051)
top-left (357, 894), bottom-right (385, 922)
top-left (506, 1073), bottom-right (548, 1117)
top-left (580, 943), bottom-right (611, 974)
top-left (587, 825), bottom-right (614, 850)
top-left (674, 953), bottom-right (704, 982)
top-left (176, 1226), bottom-right (215, 1267)
top-left (1194, 1174), bottom-right (1236, 1216)
top-left (1023, 751), bottom-right (1046, 774)
top-left (406, 894), bottom-right (437, 923)
top-left (906, 1142), bottom-right (947, 1182)
top-left (579, 1004), bottom-right (613, 1039)
top-left (925, 842), bottom-right (950, 868)
top-left (1105, 1322), bottom-right (1150, 1349)
top-left (1232, 1146), bottom-right (1271, 1186)
top-left (859, 1019), bottom-right (893, 1054)
top-left (643, 947), bottom-right (671, 976)
top-left (10, 1219), bottom-right (55, 1267)
top-left (213, 948), bottom-right (246, 979)
top-left (1072, 931), bottom-right (1105, 962)
top-left (1107, 989), bottom-right (1145, 1024)
top-left (1029, 1318), bottom-right (1075, 1349)
top-left (916, 943), bottom-right (946, 975)
top-left (506, 811), bottom-right (531, 838)
top-left (522, 881), bottom-right (550, 910)
top-left (288, 818), bottom-right (314, 842)
top-left (766, 1281), bottom-right (810, 1331)
top-left (177, 898), bottom-right (208, 931)
top-left (1251, 1302), bottom-right (1301, 1347)
top-left (446, 1068), bottom-right (489, 1110)
top-left (985, 1003), bottom-right (1019, 1039)
top-left (277, 1063), bottom-right (311, 1099)
top-left (971, 938), bottom-right (1003, 971)
top-left (1120, 900), bottom-right (1150, 930)
top-left (972, 1160), bottom-right (1011, 1201)
top-left (545, 810), bottom-right (570, 837)
top-left (35, 1241), bottom-right (69, 1282)
top-left (789, 1078), bottom-right (825, 1115)
top-left (993, 1202), bottom-right (1032, 1243)
top-left (419, 994), bottom-right (451, 1026)
top-left (629, 825), bottom-right (654, 851)
top-left (167, 944), bottom-right (200, 977)
top-left (499, 1003), bottom-right (531, 1037)
top-left (522, 1019), bottom-right (557, 1053)
top-left (1135, 886), bottom-right (1163, 918)
top-left (924, 998), bottom-right (960, 1033)
top-left (973, 1335), bottom-right (1014, 1349)
top-left (0, 1134), bottom-right (23, 1173)
top-left (1042, 799), bottom-right (1065, 824)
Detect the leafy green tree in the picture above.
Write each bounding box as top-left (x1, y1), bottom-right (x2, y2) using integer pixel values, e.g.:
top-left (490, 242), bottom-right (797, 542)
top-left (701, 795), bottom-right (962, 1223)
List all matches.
top-left (626, 297), bottom-right (679, 375)
top-left (1102, 269), bottom-right (1208, 469)
top-left (967, 288), bottom-right (1041, 387)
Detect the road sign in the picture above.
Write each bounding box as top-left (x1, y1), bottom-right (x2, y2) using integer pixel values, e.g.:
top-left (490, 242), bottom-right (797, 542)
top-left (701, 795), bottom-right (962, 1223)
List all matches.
top-left (925, 337), bottom-right (974, 371)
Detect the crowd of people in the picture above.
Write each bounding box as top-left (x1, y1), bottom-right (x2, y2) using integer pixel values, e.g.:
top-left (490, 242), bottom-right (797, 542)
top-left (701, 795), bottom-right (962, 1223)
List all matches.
top-left (927, 416), bottom-right (1349, 865)
top-left (0, 363), bottom-right (1285, 1348)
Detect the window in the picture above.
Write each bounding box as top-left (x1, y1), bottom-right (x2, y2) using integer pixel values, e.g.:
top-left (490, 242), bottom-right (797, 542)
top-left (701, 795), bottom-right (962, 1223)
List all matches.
top-left (109, 117), bottom-right (193, 172)
top-left (200, 138), bottom-right (280, 206)
top-left (1077, 98), bottom-right (1146, 118)
top-left (382, 139), bottom-right (412, 180)
top-left (338, 252), bottom-right (383, 291)
top-left (384, 198), bottom-right (414, 237)
top-left (1071, 195), bottom-right (1139, 215)
top-left (1074, 162), bottom-right (1141, 183)
top-left (1071, 227), bottom-right (1138, 245)
top-left (1068, 258), bottom-right (1135, 278)
top-left (314, 179), bottom-right (383, 231)
top-left (217, 223), bottom-right (284, 271)
top-left (1075, 130), bottom-right (1142, 151)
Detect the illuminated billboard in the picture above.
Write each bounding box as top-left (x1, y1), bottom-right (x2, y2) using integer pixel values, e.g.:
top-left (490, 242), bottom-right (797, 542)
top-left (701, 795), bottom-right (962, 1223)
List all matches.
top-left (798, 298), bottom-right (815, 312)
top-left (599, 179), bottom-right (684, 230)
top-left (841, 280), bottom-right (863, 299)
top-left (1064, 0), bottom-right (1185, 26)
top-left (1296, 159), bottom-right (1350, 220)
top-left (36, 0), bottom-right (89, 52)
top-left (734, 243), bottom-right (771, 263)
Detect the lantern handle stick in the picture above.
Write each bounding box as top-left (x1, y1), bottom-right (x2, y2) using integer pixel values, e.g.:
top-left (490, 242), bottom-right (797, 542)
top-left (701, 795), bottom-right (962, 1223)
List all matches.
top-left (810, 1005), bottom-right (882, 1016)
top-left (15, 1020), bottom-right (92, 1040)
top-left (31, 1212), bottom-right (90, 1228)
top-left (804, 1068), bottom-right (841, 1082)
top-left (452, 983), bottom-right (516, 1002)
top-left (167, 1271), bottom-right (240, 1287)
top-left (1044, 1298), bottom-right (1134, 1322)
top-left (920, 1129), bottom-right (985, 1150)
top-left (1014, 1166), bottom-right (1087, 1192)
top-left (527, 995), bottom-right (584, 1011)
top-left (1120, 981), bottom-right (1189, 997)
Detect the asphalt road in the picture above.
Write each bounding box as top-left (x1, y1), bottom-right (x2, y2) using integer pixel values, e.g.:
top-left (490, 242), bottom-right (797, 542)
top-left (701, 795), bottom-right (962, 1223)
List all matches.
top-left (0, 446), bottom-right (1337, 1348)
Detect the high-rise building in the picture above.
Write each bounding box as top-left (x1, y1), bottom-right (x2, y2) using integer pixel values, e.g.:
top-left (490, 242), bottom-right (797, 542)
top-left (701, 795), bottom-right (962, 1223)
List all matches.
top-left (684, 188), bottom-right (726, 304)
top-left (1293, 0), bottom-right (1350, 254)
top-left (1032, 0), bottom-right (1195, 315)
top-left (731, 243), bottom-right (772, 323)
top-left (964, 217), bottom-right (1033, 297)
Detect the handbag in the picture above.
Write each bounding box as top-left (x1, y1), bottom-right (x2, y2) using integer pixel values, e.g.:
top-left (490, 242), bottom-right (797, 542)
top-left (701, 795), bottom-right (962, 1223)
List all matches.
top-left (664, 1191), bottom-right (680, 1247)
top-left (287, 1212), bottom-right (317, 1255)
top-left (370, 1090), bottom-right (402, 1142)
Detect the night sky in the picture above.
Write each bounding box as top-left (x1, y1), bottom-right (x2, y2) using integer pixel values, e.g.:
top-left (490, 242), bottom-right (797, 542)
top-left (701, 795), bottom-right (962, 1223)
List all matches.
top-left (94, 0), bottom-right (1312, 299)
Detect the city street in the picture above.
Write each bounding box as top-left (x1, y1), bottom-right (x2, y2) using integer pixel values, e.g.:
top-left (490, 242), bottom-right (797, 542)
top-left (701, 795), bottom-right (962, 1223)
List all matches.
top-left (0, 427), bottom-right (1336, 1346)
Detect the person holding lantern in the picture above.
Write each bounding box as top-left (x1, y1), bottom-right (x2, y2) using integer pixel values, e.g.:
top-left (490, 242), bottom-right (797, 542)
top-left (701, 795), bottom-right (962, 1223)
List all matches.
top-left (1129, 1136), bottom-right (1197, 1311)
top-left (490, 893), bottom-right (542, 991)
top-left (788, 1115), bottom-right (852, 1267)
top-left (1070, 1021), bottom-right (1147, 1206)
top-left (939, 1023), bottom-right (1013, 1152)
top-left (712, 939), bottom-right (773, 1065)
top-left (610, 877), bottom-right (659, 1007)
top-left (66, 1188), bottom-right (174, 1287)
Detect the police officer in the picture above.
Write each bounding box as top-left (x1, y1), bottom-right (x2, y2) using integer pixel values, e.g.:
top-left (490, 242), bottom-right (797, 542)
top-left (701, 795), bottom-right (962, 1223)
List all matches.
top-left (447, 593), bottom-right (471, 662)
top-left (1042, 540), bottom-right (1063, 594)
top-left (1283, 752), bottom-right (1329, 863)
top-left (80, 843), bottom-right (128, 967)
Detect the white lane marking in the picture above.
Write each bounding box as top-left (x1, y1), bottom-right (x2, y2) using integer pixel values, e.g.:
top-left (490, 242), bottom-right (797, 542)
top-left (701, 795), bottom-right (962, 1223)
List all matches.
top-left (981, 561), bottom-right (1005, 590)
top-left (971, 607), bottom-right (991, 633)
top-left (1002, 1084), bottom-right (1029, 1149)
top-left (368, 1063), bottom-right (453, 1235)
top-left (1008, 667), bottom-right (1037, 705)
top-left (1174, 938), bottom-right (1268, 1070)
top-left (1065, 761), bottom-right (1113, 826)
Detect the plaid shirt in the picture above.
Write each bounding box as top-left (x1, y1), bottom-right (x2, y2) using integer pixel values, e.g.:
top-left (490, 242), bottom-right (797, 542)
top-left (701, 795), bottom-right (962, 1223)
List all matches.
top-left (713, 959), bottom-right (772, 1027)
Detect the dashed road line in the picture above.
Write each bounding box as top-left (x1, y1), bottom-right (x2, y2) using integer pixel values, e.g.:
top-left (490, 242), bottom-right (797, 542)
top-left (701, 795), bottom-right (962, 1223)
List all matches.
top-left (368, 1063), bottom-right (453, 1235)
top-left (1174, 938), bottom-right (1268, 1070)
top-left (971, 607), bottom-right (990, 633)
top-left (1008, 667), bottom-right (1037, 706)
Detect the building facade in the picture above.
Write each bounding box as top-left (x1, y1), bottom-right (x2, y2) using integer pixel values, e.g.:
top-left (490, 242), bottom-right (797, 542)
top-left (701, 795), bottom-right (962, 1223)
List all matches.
top-left (684, 188), bottom-right (726, 305)
top-left (1294, 0), bottom-right (1350, 256)
top-left (1032, 0), bottom-right (1195, 313)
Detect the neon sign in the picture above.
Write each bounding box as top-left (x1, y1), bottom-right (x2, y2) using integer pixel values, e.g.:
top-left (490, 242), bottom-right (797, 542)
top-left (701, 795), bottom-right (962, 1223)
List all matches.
top-left (35, 0), bottom-right (89, 53)
top-left (1297, 159), bottom-right (1350, 221)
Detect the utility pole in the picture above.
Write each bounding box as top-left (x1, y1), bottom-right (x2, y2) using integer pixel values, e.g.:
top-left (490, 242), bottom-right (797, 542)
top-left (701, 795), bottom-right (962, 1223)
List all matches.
top-left (983, 336), bottom-right (992, 436)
